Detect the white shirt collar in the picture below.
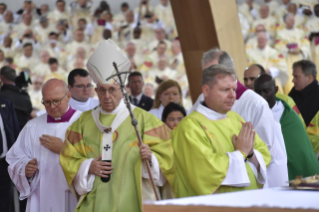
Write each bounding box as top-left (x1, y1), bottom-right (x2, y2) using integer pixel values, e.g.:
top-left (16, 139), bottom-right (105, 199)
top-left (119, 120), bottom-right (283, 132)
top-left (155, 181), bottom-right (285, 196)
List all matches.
top-left (130, 92), bottom-right (143, 103)
top-left (101, 99), bottom-right (125, 115)
top-left (195, 101), bottom-right (227, 120)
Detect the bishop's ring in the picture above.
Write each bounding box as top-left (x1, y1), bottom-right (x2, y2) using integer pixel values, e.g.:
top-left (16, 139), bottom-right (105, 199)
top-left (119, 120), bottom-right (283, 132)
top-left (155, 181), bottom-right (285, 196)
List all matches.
top-left (100, 170), bottom-right (103, 174)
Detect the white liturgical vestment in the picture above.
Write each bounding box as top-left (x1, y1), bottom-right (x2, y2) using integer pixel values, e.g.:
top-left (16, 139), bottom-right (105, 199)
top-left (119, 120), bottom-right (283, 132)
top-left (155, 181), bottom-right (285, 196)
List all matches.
top-left (6, 108), bottom-right (82, 212)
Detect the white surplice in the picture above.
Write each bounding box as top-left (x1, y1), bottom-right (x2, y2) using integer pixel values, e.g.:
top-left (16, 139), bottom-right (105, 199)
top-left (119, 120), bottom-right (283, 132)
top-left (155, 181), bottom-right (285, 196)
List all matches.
top-left (6, 111), bottom-right (82, 212)
top-left (270, 101), bottom-right (289, 186)
top-left (190, 90), bottom-right (289, 187)
top-left (69, 97), bottom-right (99, 112)
top-left (149, 104), bottom-right (165, 120)
top-left (195, 102), bottom-right (267, 186)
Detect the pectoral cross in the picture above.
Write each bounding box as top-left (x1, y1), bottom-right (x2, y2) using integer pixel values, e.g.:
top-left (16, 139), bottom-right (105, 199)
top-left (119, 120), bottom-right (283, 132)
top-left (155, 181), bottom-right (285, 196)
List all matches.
top-left (104, 127), bottom-right (112, 133)
top-left (104, 144), bottom-right (111, 151)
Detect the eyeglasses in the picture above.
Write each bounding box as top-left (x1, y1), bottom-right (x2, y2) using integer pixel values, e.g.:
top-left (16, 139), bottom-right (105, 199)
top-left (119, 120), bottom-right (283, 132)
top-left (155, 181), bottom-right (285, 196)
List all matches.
top-left (73, 84), bottom-right (93, 89)
top-left (42, 93), bottom-right (68, 107)
top-left (98, 87), bottom-right (121, 95)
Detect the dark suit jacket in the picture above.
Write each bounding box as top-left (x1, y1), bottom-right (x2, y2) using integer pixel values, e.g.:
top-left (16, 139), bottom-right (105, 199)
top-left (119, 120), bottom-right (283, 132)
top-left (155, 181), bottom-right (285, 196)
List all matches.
top-left (129, 94), bottom-right (154, 111)
top-left (0, 84), bottom-right (32, 130)
top-left (0, 97), bottom-right (20, 152)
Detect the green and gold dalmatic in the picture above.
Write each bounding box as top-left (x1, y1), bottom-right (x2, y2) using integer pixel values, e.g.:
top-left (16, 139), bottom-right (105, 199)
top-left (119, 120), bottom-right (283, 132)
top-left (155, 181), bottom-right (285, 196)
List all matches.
top-left (172, 111), bottom-right (271, 198)
top-left (60, 107), bottom-right (175, 212)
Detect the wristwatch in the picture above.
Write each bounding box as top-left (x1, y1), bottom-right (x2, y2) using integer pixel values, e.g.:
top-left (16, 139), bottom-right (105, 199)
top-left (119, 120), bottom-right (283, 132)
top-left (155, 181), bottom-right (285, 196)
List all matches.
top-left (245, 151), bottom-right (254, 162)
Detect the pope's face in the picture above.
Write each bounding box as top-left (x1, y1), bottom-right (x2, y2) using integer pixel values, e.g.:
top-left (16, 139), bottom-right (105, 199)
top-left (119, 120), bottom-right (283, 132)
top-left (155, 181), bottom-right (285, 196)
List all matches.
top-left (96, 84), bottom-right (123, 112)
top-left (203, 75), bottom-right (237, 114)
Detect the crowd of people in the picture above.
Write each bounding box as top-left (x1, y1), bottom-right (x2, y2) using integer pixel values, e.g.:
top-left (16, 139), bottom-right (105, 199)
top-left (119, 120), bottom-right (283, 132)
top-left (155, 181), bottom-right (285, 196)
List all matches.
top-left (239, 0), bottom-right (319, 95)
top-left (0, 0), bottom-right (319, 212)
top-left (0, 0), bottom-right (191, 115)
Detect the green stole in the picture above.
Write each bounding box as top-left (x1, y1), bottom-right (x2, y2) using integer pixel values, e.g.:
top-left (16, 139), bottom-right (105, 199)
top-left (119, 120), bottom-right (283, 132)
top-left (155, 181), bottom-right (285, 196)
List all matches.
top-left (60, 107), bottom-right (175, 212)
top-left (277, 98), bottom-right (319, 180)
top-left (172, 110), bottom-right (271, 198)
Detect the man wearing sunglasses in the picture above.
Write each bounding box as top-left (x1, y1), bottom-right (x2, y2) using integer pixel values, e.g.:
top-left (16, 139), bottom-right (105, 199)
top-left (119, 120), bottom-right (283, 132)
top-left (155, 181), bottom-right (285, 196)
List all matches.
top-left (6, 78), bottom-right (82, 212)
top-left (68, 68), bottom-right (99, 112)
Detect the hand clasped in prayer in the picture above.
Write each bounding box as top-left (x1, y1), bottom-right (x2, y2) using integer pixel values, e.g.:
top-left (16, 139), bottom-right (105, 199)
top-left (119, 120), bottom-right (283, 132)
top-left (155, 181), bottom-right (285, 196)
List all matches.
top-left (233, 122), bottom-right (260, 171)
top-left (39, 134), bottom-right (64, 154)
top-left (232, 122), bottom-right (255, 156)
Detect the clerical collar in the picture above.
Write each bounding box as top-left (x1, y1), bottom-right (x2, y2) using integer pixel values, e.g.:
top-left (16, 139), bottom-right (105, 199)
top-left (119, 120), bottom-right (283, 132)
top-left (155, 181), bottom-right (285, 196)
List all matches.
top-left (197, 101), bottom-right (227, 120)
top-left (100, 99), bottom-right (125, 115)
top-left (47, 106), bottom-right (76, 123)
top-left (71, 97), bottom-right (90, 106)
top-left (300, 80), bottom-right (319, 97)
top-left (236, 81), bottom-right (248, 100)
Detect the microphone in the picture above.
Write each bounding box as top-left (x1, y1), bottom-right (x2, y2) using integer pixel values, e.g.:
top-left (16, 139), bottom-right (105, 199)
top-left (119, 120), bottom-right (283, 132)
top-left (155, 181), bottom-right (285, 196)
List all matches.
top-left (101, 142), bottom-right (112, 183)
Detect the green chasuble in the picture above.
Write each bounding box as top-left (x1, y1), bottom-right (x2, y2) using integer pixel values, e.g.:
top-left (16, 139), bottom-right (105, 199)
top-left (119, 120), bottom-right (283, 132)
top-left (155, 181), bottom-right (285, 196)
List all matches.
top-left (60, 107), bottom-right (175, 212)
top-left (276, 98), bottom-right (319, 180)
top-left (172, 111), bottom-right (271, 198)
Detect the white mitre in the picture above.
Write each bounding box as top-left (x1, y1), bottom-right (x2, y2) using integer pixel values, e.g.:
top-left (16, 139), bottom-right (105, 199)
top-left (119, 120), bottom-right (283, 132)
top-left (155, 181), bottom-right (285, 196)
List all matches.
top-left (86, 39), bottom-right (131, 85)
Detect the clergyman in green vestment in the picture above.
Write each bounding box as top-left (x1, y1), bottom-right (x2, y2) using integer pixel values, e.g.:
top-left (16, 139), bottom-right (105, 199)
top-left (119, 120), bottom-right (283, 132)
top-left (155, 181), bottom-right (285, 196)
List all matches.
top-left (172, 64), bottom-right (271, 198)
top-left (60, 40), bottom-right (175, 212)
top-left (254, 74), bottom-right (319, 181)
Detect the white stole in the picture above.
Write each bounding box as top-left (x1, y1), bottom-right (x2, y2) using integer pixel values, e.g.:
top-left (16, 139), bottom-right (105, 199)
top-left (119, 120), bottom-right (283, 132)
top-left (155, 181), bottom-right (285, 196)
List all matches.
top-left (91, 100), bottom-right (135, 161)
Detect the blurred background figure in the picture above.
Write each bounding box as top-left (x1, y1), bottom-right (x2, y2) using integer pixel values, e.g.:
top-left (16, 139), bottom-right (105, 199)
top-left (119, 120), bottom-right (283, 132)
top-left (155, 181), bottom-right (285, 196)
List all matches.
top-left (162, 102), bottom-right (186, 130)
top-left (149, 79), bottom-right (183, 120)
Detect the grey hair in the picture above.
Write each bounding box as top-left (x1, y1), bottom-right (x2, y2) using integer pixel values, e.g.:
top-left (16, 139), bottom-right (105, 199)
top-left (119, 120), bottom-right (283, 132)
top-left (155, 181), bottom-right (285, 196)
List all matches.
top-left (201, 48), bottom-right (235, 69)
top-left (293, 60), bottom-right (317, 80)
top-left (283, 13), bottom-right (294, 22)
top-left (202, 64), bottom-right (237, 87)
